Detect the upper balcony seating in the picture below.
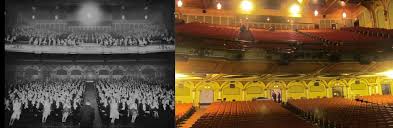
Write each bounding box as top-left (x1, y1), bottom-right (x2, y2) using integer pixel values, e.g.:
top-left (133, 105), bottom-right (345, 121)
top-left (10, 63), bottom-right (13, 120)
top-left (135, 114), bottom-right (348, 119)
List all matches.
top-left (191, 101), bottom-right (314, 128)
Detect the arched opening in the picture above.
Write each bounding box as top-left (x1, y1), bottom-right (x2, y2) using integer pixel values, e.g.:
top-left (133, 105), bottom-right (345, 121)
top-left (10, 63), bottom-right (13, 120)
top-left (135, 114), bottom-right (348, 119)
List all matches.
top-left (98, 70), bottom-right (110, 75)
top-left (358, 7), bottom-right (372, 27)
top-left (199, 85), bottom-right (214, 105)
top-left (349, 80), bottom-right (368, 98)
top-left (112, 69), bottom-right (124, 75)
top-left (56, 69), bottom-right (67, 75)
top-left (389, 3), bottom-right (393, 29)
top-left (309, 81), bottom-right (327, 98)
top-left (245, 86), bottom-right (263, 101)
top-left (25, 69), bottom-right (38, 76)
top-left (287, 85), bottom-right (306, 99)
top-left (71, 70), bottom-right (82, 75)
top-left (376, 8), bottom-right (386, 28)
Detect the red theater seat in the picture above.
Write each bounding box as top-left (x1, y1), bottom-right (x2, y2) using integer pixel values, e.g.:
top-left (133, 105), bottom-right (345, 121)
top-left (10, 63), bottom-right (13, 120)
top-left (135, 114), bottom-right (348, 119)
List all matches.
top-left (287, 97), bottom-right (393, 128)
top-left (191, 101), bottom-right (314, 128)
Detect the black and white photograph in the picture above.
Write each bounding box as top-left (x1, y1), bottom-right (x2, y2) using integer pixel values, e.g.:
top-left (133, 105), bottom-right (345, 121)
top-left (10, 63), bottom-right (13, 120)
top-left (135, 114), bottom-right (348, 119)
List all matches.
top-left (4, 0), bottom-right (175, 128)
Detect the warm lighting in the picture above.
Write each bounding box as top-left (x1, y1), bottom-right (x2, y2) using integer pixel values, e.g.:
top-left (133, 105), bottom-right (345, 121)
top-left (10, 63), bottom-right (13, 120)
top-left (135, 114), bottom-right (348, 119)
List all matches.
top-left (297, 0), bottom-right (303, 4)
top-left (340, 1), bottom-right (346, 6)
top-left (177, 0), bottom-right (183, 8)
top-left (377, 70), bottom-right (393, 79)
top-left (217, 2), bottom-right (222, 10)
top-left (240, 0), bottom-right (253, 12)
top-left (289, 3), bottom-right (302, 17)
top-left (175, 73), bottom-right (187, 79)
top-left (267, 17), bottom-right (270, 21)
top-left (342, 12), bottom-right (347, 18)
top-left (314, 10), bottom-right (319, 16)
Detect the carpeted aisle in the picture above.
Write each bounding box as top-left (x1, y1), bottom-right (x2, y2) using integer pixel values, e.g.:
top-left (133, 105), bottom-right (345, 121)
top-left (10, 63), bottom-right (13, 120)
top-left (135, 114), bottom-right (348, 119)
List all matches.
top-left (82, 82), bottom-right (103, 128)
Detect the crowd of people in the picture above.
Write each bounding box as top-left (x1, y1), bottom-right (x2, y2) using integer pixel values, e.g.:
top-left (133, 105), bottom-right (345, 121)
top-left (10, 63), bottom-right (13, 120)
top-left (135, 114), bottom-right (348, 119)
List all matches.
top-left (96, 78), bottom-right (174, 126)
top-left (5, 24), bottom-right (175, 47)
top-left (4, 79), bottom-right (85, 126)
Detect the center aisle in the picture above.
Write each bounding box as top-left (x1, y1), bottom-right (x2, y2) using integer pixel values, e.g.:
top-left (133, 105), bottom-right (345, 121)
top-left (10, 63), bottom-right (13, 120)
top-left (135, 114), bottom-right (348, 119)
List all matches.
top-left (83, 82), bottom-right (103, 128)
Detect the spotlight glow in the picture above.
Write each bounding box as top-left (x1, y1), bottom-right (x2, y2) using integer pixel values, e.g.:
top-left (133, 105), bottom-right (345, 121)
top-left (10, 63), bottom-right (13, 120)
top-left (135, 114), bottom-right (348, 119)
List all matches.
top-left (377, 70), bottom-right (393, 79)
top-left (314, 10), bottom-right (319, 16)
top-left (289, 4), bottom-right (302, 17)
top-left (342, 12), bottom-right (347, 18)
top-left (217, 2), bottom-right (222, 10)
top-left (177, 0), bottom-right (183, 8)
top-left (240, 0), bottom-right (253, 12)
top-left (77, 1), bottom-right (102, 26)
top-left (175, 73), bottom-right (187, 79)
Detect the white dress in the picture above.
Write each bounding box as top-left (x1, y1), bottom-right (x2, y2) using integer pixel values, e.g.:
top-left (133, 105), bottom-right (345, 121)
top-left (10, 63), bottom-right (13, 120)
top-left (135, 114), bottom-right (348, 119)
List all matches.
top-left (43, 101), bottom-right (51, 117)
top-left (11, 101), bottom-right (21, 120)
top-left (110, 102), bottom-right (119, 119)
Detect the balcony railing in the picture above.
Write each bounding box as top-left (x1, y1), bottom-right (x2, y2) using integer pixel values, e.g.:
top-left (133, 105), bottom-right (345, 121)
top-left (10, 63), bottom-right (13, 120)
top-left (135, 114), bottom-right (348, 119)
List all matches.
top-left (5, 44), bottom-right (175, 54)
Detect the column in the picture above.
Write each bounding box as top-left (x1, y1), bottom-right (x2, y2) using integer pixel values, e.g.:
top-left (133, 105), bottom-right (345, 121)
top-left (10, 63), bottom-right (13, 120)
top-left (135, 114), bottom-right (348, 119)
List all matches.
top-left (218, 89), bottom-right (222, 99)
top-left (192, 89), bottom-right (196, 104)
top-left (306, 88), bottom-right (309, 98)
top-left (326, 87), bottom-right (330, 98)
top-left (242, 89), bottom-right (245, 101)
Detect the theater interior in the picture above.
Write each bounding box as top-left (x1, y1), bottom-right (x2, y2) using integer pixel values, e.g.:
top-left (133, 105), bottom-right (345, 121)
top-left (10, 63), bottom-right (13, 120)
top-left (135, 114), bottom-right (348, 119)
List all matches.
top-left (175, 0), bottom-right (393, 128)
top-left (4, 0), bottom-right (175, 127)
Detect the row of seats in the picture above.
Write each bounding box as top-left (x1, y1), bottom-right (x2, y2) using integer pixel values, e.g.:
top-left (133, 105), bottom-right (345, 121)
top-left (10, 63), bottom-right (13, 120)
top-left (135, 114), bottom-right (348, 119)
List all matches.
top-left (301, 29), bottom-right (386, 43)
top-left (250, 29), bottom-right (318, 43)
top-left (176, 23), bottom-right (239, 40)
top-left (191, 101), bottom-right (314, 128)
top-left (176, 23), bottom-right (389, 51)
top-left (287, 97), bottom-right (393, 128)
top-left (357, 95), bottom-right (393, 106)
top-left (175, 103), bottom-right (194, 123)
top-left (341, 27), bottom-right (393, 39)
